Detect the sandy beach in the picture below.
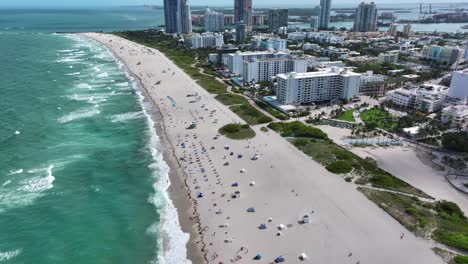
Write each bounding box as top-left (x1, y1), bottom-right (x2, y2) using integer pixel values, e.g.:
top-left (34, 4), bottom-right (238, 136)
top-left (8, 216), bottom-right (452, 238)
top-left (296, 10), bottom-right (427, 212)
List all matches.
top-left (81, 33), bottom-right (445, 264)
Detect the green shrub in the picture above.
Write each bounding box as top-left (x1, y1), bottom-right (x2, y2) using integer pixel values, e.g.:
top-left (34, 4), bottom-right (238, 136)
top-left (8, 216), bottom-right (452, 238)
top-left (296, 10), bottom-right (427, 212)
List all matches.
top-left (454, 255), bottom-right (468, 264)
top-left (326, 160), bottom-right (353, 174)
top-left (435, 201), bottom-right (466, 220)
top-left (219, 124), bottom-right (256, 140)
top-left (258, 116), bottom-right (273, 124)
top-left (293, 138), bottom-right (310, 147)
top-left (433, 230), bottom-right (468, 251)
top-left (268, 122), bottom-right (328, 140)
top-left (442, 132), bottom-right (468, 153)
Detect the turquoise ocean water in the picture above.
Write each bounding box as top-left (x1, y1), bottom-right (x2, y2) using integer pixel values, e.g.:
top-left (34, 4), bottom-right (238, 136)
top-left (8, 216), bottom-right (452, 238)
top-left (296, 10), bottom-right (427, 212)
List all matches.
top-left (0, 11), bottom-right (189, 264)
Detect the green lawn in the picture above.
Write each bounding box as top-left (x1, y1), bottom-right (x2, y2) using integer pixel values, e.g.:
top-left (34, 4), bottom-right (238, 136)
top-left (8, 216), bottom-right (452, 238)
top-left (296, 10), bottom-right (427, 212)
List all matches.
top-left (360, 108), bottom-right (398, 131)
top-left (337, 109), bottom-right (356, 122)
top-left (219, 124), bottom-right (256, 140)
top-left (215, 94), bottom-right (247, 106)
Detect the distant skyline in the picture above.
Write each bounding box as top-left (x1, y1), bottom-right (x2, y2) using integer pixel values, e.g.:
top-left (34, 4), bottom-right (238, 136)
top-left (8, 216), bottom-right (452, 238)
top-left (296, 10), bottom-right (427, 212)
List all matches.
top-left (0, 0), bottom-right (466, 8)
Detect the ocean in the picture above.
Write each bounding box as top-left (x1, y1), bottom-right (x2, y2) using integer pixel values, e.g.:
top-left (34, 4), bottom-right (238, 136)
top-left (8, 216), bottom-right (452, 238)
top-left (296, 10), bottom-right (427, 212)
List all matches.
top-left (0, 24), bottom-right (189, 264)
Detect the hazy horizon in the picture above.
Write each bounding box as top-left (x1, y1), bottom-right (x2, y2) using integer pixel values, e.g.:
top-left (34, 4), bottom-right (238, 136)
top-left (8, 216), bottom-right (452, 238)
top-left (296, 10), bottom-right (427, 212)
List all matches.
top-left (1, 0), bottom-right (467, 8)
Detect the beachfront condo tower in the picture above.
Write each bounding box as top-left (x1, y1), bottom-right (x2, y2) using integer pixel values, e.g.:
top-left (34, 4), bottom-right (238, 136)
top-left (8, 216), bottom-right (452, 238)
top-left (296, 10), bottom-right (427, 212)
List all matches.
top-left (163, 0), bottom-right (192, 34)
top-left (276, 67), bottom-right (361, 105)
top-left (234, 0), bottom-right (253, 32)
top-left (268, 9), bottom-right (288, 33)
top-left (353, 2), bottom-right (378, 32)
top-left (318, 0), bottom-right (332, 29)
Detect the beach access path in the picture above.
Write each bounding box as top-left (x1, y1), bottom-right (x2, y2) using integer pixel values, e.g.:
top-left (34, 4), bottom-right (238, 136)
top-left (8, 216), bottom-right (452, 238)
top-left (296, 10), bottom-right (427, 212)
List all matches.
top-left (81, 33), bottom-right (444, 264)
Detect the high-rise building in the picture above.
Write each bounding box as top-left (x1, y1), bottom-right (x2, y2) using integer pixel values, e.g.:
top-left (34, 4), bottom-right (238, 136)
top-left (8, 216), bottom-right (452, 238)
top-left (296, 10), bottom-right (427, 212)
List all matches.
top-left (388, 23), bottom-right (398, 36)
top-left (185, 32), bottom-right (225, 49)
top-left (243, 56), bottom-right (308, 84)
top-left (353, 2), bottom-right (378, 32)
top-left (268, 9), bottom-right (288, 33)
top-left (276, 68), bottom-right (361, 105)
top-left (236, 23), bottom-right (247, 43)
top-left (449, 69), bottom-right (468, 100)
top-left (310, 5), bottom-right (321, 31)
top-left (318, 0), bottom-right (332, 29)
top-left (403, 24), bottom-right (412, 37)
top-left (204, 8), bottom-right (224, 32)
top-left (234, 0), bottom-right (253, 32)
top-left (164, 0), bottom-right (192, 34)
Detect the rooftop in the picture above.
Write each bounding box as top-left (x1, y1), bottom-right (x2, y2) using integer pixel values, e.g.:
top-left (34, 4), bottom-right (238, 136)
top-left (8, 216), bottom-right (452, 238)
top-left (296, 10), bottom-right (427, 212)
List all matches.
top-left (277, 67), bottom-right (360, 79)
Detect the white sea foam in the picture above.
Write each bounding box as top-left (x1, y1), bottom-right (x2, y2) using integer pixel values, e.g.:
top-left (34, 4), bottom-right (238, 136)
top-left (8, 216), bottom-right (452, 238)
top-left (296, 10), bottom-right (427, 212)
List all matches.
top-left (14, 130), bottom-right (20, 135)
top-left (97, 72), bottom-right (109, 78)
top-left (110, 111), bottom-right (144, 123)
top-left (75, 83), bottom-right (92, 89)
top-left (56, 57), bottom-right (85, 63)
top-left (20, 166), bottom-right (55, 192)
top-left (9, 169), bottom-right (23, 175)
top-left (84, 37), bottom-right (191, 263)
top-left (66, 93), bottom-right (109, 103)
top-left (135, 89), bottom-right (191, 264)
top-left (0, 249), bottom-right (21, 262)
top-left (58, 49), bottom-right (76, 53)
top-left (2, 180), bottom-right (11, 187)
top-left (58, 108), bottom-right (100, 123)
top-left (115, 82), bottom-right (129, 87)
top-left (0, 165), bottom-right (56, 213)
top-left (65, 72), bottom-right (81, 76)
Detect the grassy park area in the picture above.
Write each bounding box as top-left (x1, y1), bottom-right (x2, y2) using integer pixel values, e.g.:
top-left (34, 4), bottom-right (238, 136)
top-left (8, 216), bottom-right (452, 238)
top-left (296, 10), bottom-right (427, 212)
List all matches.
top-left (360, 107), bottom-right (398, 131)
top-left (337, 109), bottom-right (356, 122)
top-left (219, 124), bottom-right (256, 140)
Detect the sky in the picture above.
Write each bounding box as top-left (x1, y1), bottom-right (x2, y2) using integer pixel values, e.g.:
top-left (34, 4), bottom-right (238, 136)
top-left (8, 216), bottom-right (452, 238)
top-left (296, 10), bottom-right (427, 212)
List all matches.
top-left (0, 0), bottom-right (462, 7)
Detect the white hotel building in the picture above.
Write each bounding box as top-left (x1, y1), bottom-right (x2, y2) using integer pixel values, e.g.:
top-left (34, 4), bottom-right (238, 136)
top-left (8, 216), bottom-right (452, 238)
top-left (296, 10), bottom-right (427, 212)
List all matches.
top-left (276, 67), bottom-right (361, 105)
top-left (184, 32), bottom-right (224, 49)
top-left (224, 50), bottom-right (288, 75)
top-left (243, 57), bottom-right (308, 84)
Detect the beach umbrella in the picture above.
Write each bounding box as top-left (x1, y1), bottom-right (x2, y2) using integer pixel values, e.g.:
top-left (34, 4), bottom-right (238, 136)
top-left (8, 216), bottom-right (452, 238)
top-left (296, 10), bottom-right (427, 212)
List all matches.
top-left (278, 224), bottom-right (285, 230)
top-left (250, 181), bottom-right (255, 186)
top-left (230, 152), bottom-right (234, 156)
top-left (247, 207), bottom-right (255, 213)
top-left (254, 253), bottom-right (262, 260)
top-left (232, 182), bottom-right (239, 187)
top-left (299, 253), bottom-right (308, 261)
top-left (258, 224), bottom-right (267, 230)
top-left (240, 169), bottom-right (245, 173)
top-left (237, 154), bottom-right (243, 158)
top-left (197, 193), bottom-right (204, 198)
